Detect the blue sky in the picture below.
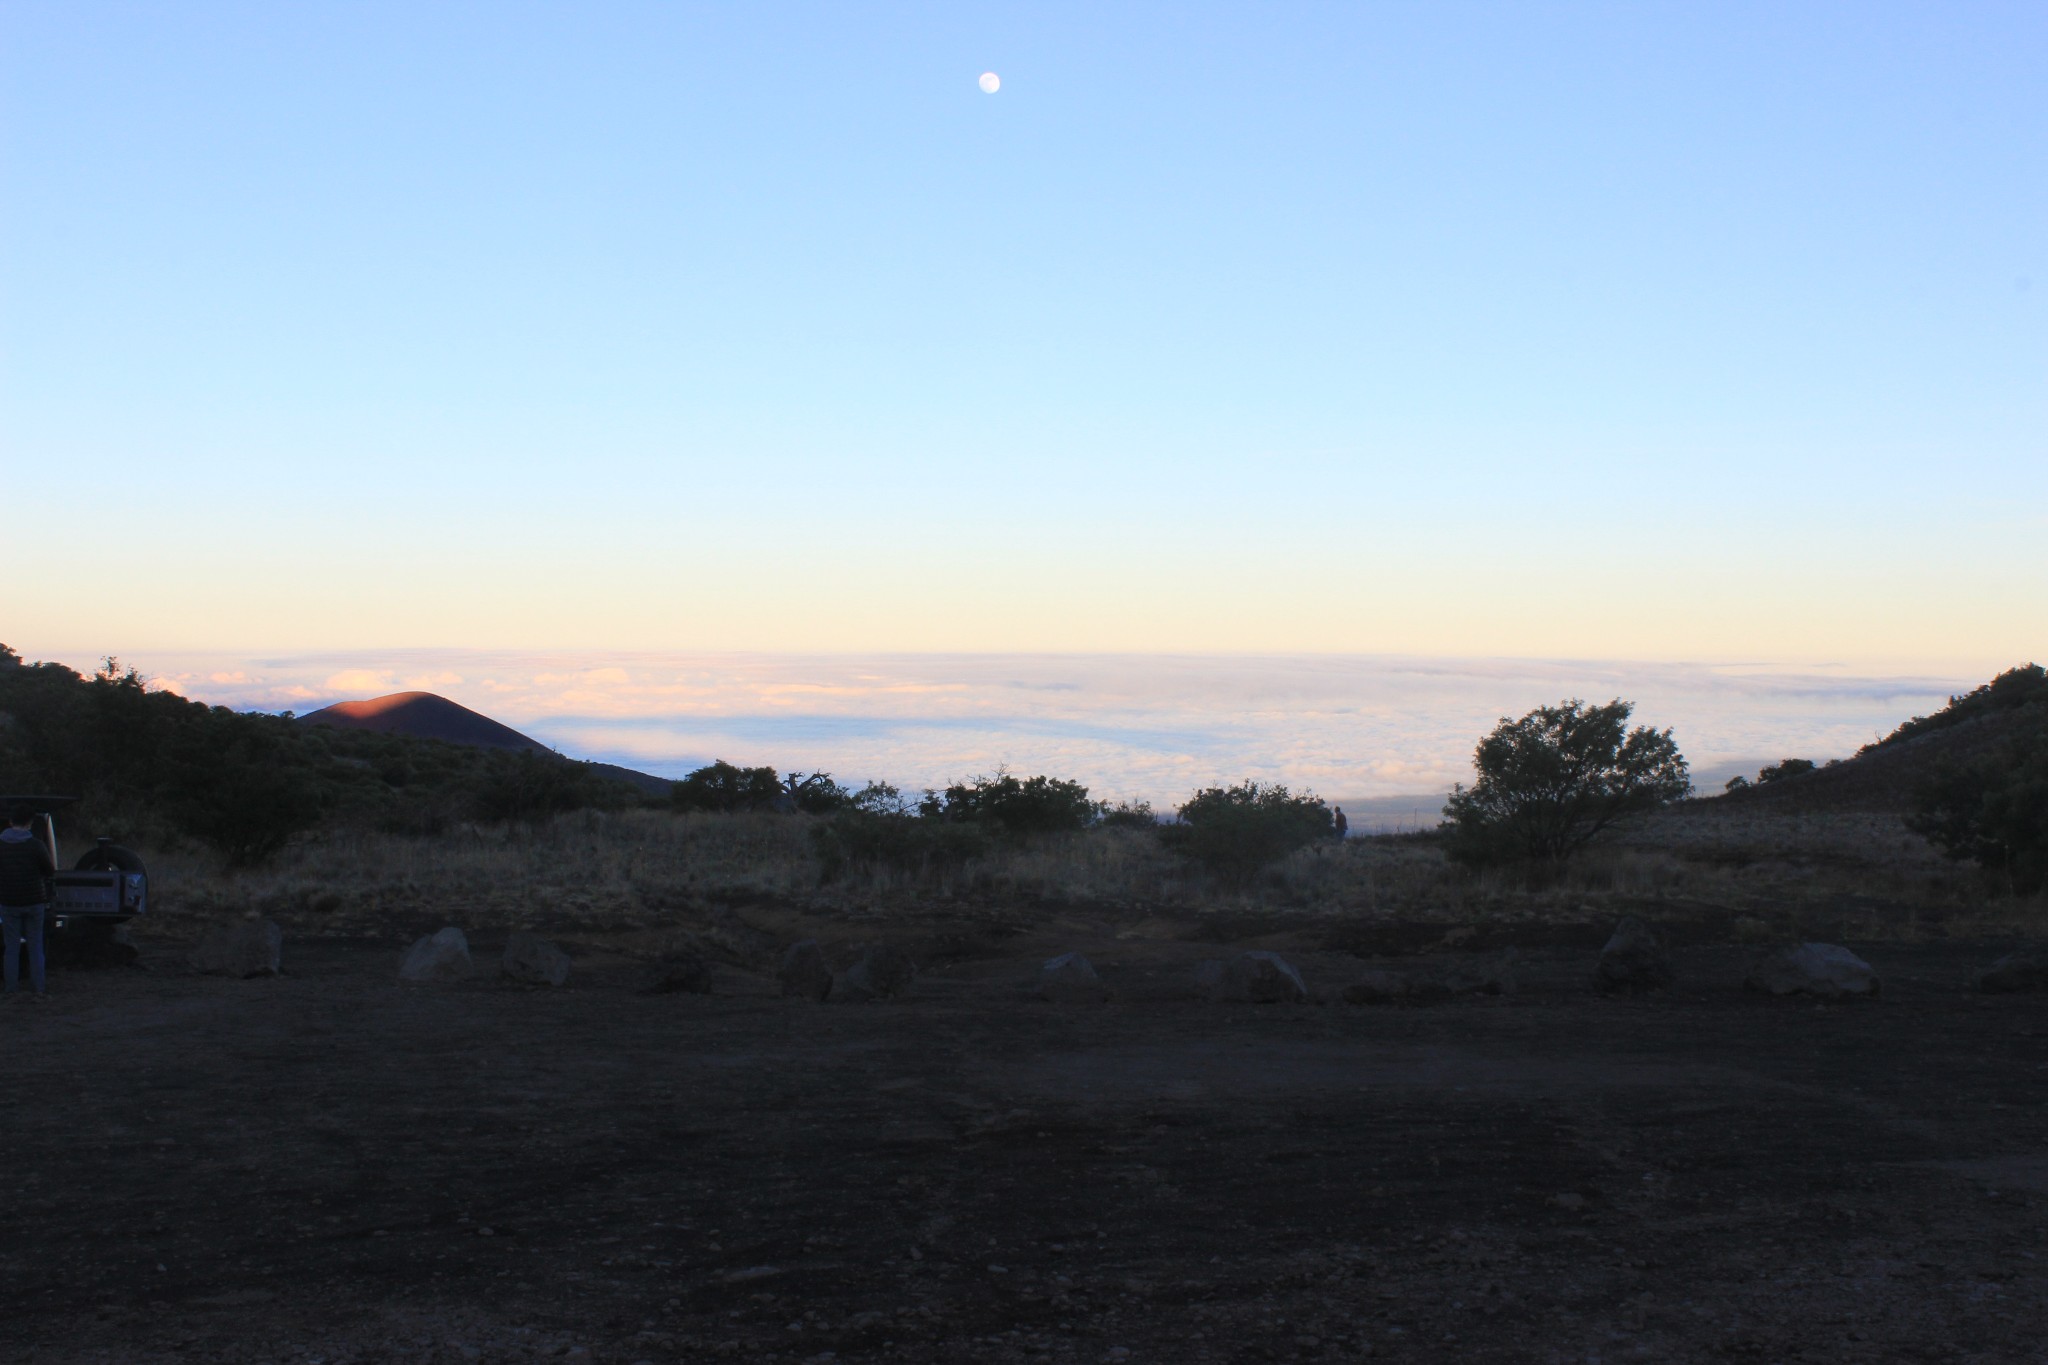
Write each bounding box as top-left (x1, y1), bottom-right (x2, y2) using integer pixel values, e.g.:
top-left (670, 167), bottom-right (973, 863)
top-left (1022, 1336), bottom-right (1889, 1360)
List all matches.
top-left (3, 2), bottom-right (2042, 665)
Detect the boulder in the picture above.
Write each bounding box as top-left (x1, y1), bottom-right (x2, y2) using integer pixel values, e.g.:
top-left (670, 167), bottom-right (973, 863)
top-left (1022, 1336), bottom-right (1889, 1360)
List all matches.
top-left (1745, 943), bottom-right (1878, 998)
top-left (500, 931), bottom-right (570, 987)
top-left (1594, 917), bottom-right (1673, 993)
top-left (189, 919), bottom-right (283, 978)
top-left (831, 943), bottom-right (917, 1002)
top-left (1341, 969), bottom-right (1412, 1005)
top-left (1037, 952), bottom-right (1108, 1003)
top-left (776, 940), bottom-right (834, 1001)
top-left (399, 927), bottom-right (473, 983)
top-left (1444, 949), bottom-right (1519, 996)
top-left (643, 951), bottom-right (713, 995)
top-left (1199, 951), bottom-right (1308, 1003)
top-left (1976, 952), bottom-right (2048, 994)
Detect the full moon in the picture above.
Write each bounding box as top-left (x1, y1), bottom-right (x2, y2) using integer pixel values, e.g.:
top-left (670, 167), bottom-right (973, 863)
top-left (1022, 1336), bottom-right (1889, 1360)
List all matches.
top-left (978, 71), bottom-right (1000, 94)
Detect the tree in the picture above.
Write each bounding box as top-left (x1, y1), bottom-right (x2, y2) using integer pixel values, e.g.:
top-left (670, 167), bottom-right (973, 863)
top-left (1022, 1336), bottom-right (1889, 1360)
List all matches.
top-left (671, 761), bottom-right (784, 814)
top-left (1443, 699), bottom-right (1689, 865)
top-left (920, 770), bottom-right (1099, 837)
top-left (1907, 711), bottom-right (2048, 894)
top-left (1163, 782), bottom-right (1333, 884)
top-left (782, 771), bottom-right (854, 814)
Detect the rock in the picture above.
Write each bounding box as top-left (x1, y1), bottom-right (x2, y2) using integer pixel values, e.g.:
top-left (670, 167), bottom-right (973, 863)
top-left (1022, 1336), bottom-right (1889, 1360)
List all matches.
top-left (831, 943), bottom-right (917, 1002)
top-left (1976, 952), bottom-right (2048, 993)
top-left (500, 931), bottom-right (570, 987)
top-left (189, 919), bottom-right (283, 978)
top-left (1594, 917), bottom-right (1673, 993)
top-left (643, 952), bottom-right (713, 995)
top-left (1745, 942), bottom-right (1878, 998)
top-left (1037, 952), bottom-right (1107, 1003)
top-left (399, 927), bottom-right (473, 983)
top-left (1444, 949), bottom-right (1519, 996)
top-left (776, 940), bottom-right (834, 1001)
top-left (1199, 950), bottom-right (1308, 1003)
top-left (1341, 969), bottom-right (1412, 1005)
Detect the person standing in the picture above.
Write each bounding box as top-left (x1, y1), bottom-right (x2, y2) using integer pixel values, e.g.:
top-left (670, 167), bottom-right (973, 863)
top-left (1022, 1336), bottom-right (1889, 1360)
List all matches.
top-left (1332, 806), bottom-right (1349, 840)
top-left (0, 805), bottom-right (56, 997)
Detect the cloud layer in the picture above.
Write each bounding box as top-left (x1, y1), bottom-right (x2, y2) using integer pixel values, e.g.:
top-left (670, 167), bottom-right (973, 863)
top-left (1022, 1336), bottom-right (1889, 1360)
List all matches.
top-left (106, 649), bottom-right (1977, 812)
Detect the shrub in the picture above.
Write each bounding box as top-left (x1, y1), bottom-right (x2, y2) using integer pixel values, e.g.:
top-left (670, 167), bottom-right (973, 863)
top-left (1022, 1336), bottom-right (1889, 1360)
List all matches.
top-left (672, 761), bottom-right (784, 814)
top-left (920, 770), bottom-right (1099, 837)
top-left (782, 771), bottom-right (854, 814)
top-left (811, 810), bottom-right (991, 880)
top-left (1162, 782), bottom-right (1333, 884)
top-left (1098, 799), bottom-right (1159, 829)
top-left (472, 752), bottom-right (610, 825)
top-left (1907, 710), bottom-right (2048, 894)
top-left (167, 731), bottom-right (327, 866)
top-left (1443, 699), bottom-right (1690, 866)
top-left (1756, 758), bottom-right (1816, 785)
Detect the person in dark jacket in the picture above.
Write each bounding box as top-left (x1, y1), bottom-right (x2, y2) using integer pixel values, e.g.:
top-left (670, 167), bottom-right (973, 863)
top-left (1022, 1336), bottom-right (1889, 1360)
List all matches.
top-left (0, 805), bottom-right (56, 997)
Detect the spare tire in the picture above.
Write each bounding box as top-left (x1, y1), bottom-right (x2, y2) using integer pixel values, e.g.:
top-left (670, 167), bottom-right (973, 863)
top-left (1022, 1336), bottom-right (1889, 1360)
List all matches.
top-left (75, 841), bottom-right (147, 876)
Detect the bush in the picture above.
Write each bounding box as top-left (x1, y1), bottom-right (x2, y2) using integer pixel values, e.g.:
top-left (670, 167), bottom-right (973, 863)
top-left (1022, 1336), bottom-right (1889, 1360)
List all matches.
top-left (1098, 799), bottom-right (1158, 829)
top-left (1907, 710), bottom-right (2048, 894)
top-left (1443, 698), bottom-right (1690, 866)
top-left (811, 810), bottom-right (991, 880)
top-left (168, 734), bottom-right (327, 866)
top-left (1756, 758), bottom-right (1816, 785)
top-left (672, 761), bottom-right (784, 814)
top-left (1162, 782), bottom-right (1333, 884)
top-left (920, 770), bottom-right (1099, 837)
top-left (782, 771), bottom-right (853, 814)
top-left (473, 752), bottom-right (612, 825)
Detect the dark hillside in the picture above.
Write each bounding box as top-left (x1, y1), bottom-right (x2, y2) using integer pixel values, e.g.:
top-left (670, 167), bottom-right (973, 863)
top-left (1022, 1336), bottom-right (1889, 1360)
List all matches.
top-left (300, 691), bottom-right (549, 752)
top-left (0, 647), bottom-right (650, 862)
top-left (1712, 663), bottom-right (2048, 815)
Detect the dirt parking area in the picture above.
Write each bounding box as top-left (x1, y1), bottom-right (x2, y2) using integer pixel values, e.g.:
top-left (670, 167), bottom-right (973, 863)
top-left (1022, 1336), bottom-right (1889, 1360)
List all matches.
top-left (5, 924), bottom-right (2047, 1364)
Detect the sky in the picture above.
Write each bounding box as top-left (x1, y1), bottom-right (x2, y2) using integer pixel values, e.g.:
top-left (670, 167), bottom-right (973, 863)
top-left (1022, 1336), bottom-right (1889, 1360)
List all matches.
top-left (2, 4), bottom-right (2041, 788)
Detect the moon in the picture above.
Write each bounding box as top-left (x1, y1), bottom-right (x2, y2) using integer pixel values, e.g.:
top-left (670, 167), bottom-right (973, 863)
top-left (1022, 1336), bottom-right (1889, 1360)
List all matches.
top-left (978, 71), bottom-right (1000, 94)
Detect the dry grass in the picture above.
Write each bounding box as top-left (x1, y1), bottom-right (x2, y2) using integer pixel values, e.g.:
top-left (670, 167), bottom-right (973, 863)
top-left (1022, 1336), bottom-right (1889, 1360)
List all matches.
top-left (135, 802), bottom-right (2043, 945)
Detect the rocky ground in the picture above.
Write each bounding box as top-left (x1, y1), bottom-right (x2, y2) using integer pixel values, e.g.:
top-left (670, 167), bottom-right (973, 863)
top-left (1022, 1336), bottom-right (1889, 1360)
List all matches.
top-left (5, 913), bottom-right (2047, 1364)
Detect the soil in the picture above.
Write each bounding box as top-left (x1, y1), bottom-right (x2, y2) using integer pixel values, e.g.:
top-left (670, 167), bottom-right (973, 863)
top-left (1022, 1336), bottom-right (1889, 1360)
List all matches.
top-left (6, 913), bottom-right (2048, 1364)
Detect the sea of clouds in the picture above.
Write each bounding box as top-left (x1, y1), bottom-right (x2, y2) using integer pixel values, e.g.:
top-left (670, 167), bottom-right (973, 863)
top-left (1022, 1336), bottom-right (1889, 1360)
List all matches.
top-left (98, 650), bottom-right (1977, 830)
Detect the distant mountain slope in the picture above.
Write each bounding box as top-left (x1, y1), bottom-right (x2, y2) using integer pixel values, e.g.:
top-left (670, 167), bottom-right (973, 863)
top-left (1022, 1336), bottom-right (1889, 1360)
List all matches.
top-left (1714, 664), bottom-right (2047, 815)
top-left (300, 691), bottom-right (675, 794)
top-left (300, 691), bottom-right (550, 752)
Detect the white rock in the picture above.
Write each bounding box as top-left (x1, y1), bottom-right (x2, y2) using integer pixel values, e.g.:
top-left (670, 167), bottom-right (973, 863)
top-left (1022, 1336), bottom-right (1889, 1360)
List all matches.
top-left (1746, 942), bottom-right (1878, 998)
top-left (1594, 917), bottom-right (1673, 993)
top-left (777, 940), bottom-right (833, 1001)
top-left (1199, 950), bottom-right (1307, 1003)
top-left (400, 926), bottom-right (473, 983)
top-left (1037, 952), bottom-right (1107, 1002)
top-left (500, 931), bottom-right (570, 987)
top-left (831, 943), bottom-right (916, 1002)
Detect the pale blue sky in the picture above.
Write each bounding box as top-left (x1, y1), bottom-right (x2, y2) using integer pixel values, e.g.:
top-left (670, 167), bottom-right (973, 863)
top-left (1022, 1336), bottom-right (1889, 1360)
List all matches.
top-left (4, 2), bottom-right (2043, 664)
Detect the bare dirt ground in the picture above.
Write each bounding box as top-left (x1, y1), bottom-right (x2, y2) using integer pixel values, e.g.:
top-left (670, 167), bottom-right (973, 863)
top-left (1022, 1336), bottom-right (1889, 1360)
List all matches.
top-left (6, 911), bottom-right (2048, 1365)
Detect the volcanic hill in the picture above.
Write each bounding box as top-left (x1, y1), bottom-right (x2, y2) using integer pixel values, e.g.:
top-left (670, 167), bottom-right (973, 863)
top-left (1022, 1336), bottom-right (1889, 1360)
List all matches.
top-left (299, 691), bottom-right (548, 752)
top-left (298, 691), bottom-right (674, 795)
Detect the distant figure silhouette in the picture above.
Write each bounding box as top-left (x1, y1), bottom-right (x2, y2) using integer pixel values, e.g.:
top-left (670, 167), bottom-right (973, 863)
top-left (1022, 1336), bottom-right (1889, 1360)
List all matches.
top-left (0, 805), bottom-right (55, 997)
top-left (1332, 806), bottom-right (1348, 840)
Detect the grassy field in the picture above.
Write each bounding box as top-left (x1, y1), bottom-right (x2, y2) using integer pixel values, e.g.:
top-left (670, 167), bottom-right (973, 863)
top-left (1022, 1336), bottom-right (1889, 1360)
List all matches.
top-left (136, 796), bottom-right (2042, 958)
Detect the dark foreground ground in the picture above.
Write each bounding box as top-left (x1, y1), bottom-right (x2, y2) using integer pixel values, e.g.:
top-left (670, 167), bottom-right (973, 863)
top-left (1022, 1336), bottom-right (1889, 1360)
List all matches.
top-left (5, 931), bottom-right (2047, 1364)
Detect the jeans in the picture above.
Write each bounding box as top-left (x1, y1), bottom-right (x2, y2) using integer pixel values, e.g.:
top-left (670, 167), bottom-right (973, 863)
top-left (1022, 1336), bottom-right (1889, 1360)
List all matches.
top-left (1, 904), bottom-right (47, 993)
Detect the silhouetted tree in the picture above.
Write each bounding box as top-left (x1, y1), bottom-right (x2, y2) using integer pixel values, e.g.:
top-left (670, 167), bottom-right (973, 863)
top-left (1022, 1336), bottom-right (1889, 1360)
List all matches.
top-left (1908, 711), bottom-right (2048, 895)
top-left (1443, 699), bottom-right (1689, 865)
top-left (1163, 782), bottom-right (1332, 883)
top-left (671, 761), bottom-right (784, 814)
top-left (920, 770), bottom-right (1099, 836)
